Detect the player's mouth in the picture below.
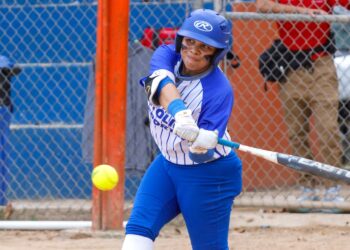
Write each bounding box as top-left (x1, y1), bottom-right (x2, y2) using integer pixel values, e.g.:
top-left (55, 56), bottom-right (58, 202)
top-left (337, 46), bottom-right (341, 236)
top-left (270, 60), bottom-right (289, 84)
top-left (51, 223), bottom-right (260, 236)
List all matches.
top-left (186, 55), bottom-right (202, 63)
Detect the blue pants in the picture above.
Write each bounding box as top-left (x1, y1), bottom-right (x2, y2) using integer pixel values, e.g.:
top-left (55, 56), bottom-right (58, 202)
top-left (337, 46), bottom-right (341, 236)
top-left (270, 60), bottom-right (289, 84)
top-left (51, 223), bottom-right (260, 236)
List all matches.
top-left (0, 107), bottom-right (11, 206)
top-left (126, 152), bottom-right (242, 250)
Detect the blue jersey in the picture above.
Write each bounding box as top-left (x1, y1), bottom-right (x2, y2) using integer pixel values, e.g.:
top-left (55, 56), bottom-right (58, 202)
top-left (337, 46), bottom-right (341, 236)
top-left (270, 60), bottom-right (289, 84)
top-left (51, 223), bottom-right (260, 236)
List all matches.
top-left (147, 44), bottom-right (234, 165)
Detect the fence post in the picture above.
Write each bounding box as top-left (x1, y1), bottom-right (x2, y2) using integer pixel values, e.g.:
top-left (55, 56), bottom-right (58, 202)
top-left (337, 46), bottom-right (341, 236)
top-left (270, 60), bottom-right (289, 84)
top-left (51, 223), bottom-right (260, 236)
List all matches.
top-left (93, 0), bottom-right (129, 230)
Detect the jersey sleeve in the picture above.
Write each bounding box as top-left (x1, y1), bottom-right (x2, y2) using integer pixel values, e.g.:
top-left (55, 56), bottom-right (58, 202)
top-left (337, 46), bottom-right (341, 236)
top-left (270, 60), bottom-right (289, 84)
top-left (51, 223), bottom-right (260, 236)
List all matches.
top-left (149, 44), bottom-right (180, 74)
top-left (197, 71), bottom-right (234, 138)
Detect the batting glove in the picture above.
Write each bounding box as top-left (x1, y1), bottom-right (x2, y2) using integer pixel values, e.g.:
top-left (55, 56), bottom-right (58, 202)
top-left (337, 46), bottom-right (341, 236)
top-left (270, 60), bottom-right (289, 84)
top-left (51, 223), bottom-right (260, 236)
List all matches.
top-left (190, 129), bottom-right (218, 152)
top-left (173, 109), bottom-right (199, 142)
top-left (141, 69), bottom-right (175, 106)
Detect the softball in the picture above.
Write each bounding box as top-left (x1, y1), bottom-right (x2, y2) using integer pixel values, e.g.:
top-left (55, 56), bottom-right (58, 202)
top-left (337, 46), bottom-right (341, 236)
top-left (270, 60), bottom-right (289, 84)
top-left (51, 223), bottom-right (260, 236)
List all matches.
top-left (91, 164), bottom-right (119, 191)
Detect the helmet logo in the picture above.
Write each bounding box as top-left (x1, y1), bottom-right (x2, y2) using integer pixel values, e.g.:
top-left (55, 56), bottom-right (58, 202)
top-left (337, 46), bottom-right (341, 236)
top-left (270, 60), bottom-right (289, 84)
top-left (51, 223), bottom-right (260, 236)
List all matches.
top-left (194, 20), bottom-right (213, 32)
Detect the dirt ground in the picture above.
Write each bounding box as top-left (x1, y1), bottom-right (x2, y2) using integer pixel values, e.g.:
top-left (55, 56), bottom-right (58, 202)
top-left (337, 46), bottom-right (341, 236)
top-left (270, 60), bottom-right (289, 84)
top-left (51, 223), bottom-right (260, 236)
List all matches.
top-left (1, 208), bottom-right (349, 250)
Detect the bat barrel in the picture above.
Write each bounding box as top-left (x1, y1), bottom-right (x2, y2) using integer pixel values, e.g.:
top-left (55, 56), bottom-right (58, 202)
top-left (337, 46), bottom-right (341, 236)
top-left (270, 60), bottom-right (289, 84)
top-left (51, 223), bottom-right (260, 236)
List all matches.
top-left (277, 153), bottom-right (350, 184)
top-left (218, 138), bottom-right (350, 184)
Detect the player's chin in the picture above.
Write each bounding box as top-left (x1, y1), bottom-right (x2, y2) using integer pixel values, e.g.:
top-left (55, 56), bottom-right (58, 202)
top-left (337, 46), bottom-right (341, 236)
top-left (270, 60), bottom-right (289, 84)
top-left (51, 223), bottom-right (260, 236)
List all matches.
top-left (183, 61), bottom-right (207, 74)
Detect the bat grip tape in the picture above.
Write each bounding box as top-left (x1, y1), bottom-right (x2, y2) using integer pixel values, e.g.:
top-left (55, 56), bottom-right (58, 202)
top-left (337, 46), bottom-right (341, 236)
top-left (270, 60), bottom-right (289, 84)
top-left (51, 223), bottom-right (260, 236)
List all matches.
top-left (218, 138), bottom-right (240, 149)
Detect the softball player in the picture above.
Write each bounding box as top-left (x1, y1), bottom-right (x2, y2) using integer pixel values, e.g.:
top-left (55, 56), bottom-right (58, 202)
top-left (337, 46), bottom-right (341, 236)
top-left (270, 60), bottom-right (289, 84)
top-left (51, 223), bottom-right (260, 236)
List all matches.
top-left (122, 9), bottom-right (242, 250)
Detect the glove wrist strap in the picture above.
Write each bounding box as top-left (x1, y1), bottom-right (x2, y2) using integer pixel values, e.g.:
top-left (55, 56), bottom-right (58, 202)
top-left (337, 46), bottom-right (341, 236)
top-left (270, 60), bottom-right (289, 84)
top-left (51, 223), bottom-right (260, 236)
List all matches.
top-left (168, 99), bottom-right (187, 116)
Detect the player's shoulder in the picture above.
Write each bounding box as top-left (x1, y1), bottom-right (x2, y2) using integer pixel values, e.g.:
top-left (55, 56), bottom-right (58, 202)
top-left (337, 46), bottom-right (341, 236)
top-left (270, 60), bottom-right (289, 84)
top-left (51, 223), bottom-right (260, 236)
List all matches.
top-left (201, 67), bottom-right (232, 94)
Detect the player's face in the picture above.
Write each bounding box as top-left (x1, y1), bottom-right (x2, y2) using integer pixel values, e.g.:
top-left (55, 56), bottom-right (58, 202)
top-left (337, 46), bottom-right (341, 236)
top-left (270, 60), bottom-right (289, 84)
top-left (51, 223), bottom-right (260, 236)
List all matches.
top-left (180, 37), bottom-right (216, 76)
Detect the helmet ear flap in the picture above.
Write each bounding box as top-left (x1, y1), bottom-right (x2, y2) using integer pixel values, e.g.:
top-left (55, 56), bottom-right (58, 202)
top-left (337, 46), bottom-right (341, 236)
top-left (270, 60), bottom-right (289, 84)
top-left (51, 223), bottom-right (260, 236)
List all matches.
top-left (213, 49), bottom-right (227, 65)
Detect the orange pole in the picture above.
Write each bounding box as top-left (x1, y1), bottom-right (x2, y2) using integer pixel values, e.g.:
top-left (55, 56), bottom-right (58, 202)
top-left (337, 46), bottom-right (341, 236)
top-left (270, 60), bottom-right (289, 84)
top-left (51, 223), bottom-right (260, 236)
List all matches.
top-left (93, 0), bottom-right (129, 230)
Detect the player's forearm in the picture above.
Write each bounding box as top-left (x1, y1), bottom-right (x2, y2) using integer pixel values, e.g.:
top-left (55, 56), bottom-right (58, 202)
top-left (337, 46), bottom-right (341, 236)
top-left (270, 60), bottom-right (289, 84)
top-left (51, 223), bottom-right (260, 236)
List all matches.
top-left (159, 84), bottom-right (181, 110)
top-left (144, 71), bottom-right (199, 141)
top-left (256, 0), bottom-right (311, 14)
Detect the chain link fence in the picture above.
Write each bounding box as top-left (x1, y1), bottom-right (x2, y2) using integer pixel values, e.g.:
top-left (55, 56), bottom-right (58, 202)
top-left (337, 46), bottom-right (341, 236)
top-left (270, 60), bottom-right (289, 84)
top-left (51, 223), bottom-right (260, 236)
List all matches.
top-left (227, 3), bottom-right (350, 211)
top-left (1, 0), bottom-right (350, 223)
top-left (0, 0), bottom-right (97, 220)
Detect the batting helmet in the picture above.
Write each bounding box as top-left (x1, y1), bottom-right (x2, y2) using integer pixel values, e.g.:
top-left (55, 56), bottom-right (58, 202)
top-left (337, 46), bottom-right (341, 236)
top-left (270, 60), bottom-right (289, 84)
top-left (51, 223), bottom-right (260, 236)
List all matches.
top-left (175, 9), bottom-right (232, 66)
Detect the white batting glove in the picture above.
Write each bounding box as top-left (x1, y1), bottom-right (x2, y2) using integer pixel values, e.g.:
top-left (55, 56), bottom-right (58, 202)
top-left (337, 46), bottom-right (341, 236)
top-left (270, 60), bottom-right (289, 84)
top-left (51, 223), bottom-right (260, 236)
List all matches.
top-left (190, 129), bottom-right (218, 151)
top-left (141, 69), bottom-right (175, 106)
top-left (173, 109), bottom-right (199, 141)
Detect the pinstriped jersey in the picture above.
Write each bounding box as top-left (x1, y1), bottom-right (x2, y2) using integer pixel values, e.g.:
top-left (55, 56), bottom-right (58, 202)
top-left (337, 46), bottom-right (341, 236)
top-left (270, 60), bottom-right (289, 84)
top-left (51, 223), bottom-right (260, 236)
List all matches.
top-left (147, 44), bottom-right (233, 165)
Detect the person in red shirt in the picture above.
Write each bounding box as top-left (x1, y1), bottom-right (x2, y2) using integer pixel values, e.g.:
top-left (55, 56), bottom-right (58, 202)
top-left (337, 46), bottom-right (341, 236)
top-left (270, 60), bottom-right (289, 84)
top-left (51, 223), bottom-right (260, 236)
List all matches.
top-left (256, 0), bottom-right (350, 210)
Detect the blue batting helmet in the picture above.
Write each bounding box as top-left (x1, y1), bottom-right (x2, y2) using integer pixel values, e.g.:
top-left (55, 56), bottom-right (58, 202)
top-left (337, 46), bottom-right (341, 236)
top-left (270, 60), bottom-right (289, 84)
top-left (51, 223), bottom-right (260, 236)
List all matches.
top-left (175, 9), bottom-right (232, 66)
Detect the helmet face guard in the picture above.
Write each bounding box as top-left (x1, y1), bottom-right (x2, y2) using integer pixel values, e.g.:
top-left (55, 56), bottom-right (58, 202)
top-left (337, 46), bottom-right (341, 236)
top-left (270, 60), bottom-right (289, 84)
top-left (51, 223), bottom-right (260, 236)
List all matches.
top-left (176, 9), bottom-right (232, 66)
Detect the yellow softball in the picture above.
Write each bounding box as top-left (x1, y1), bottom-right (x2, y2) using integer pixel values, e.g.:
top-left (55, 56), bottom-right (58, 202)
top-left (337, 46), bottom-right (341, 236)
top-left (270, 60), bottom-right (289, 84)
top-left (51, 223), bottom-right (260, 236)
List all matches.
top-left (91, 164), bottom-right (119, 191)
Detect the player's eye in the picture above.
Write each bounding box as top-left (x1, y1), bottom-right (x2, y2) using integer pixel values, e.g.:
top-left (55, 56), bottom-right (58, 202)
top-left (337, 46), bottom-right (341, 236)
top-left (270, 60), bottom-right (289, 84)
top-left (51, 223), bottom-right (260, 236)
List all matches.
top-left (186, 38), bottom-right (195, 45)
top-left (201, 45), bottom-right (211, 51)
top-left (201, 45), bottom-right (215, 54)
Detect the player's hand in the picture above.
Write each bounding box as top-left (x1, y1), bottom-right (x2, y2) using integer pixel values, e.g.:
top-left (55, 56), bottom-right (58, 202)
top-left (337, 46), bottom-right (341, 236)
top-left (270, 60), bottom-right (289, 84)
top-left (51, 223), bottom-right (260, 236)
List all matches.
top-left (173, 109), bottom-right (199, 141)
top-left (190, 129), bottom-right (218, 150)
